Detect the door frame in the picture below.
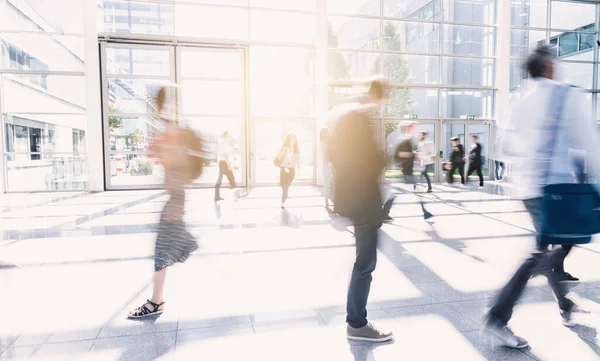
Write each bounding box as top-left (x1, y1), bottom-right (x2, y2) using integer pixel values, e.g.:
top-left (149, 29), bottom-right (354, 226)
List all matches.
top-left (99, 39), bottom-right (249, 190)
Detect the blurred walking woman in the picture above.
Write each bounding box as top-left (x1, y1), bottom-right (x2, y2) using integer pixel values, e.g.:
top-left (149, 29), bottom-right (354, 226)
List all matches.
top-left (275, 134), bottom-right (300, 209)
top-left (128, 87), bottom-right (198, 319)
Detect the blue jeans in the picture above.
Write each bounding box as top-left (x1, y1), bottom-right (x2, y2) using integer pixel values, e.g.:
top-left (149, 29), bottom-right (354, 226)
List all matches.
top-left (494, 161), bottom-right (505, 180)
top-left (346, 220), bottom-right (380, 328)
top-left (487, 198), bottom-right (573, 326)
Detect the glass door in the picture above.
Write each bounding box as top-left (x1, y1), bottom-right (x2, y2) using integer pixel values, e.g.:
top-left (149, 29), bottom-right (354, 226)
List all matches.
top-left (101, 42), bottom-right (247, 190)
top-left (442, 122), bottom-right (491, 183)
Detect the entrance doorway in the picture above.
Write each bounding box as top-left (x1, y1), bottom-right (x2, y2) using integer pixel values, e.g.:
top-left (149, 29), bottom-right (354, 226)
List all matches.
top-left (442, 122), bottom-right (491, 182)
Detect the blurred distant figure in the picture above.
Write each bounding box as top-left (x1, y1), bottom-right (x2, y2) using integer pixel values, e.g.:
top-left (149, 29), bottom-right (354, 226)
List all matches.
top-left (275, 134), bottom-right (300, 209)
top-left (320, 128), bottom-right (334, 211)
top-left (466, 135), bottom-right (484, 189)
top-left (417, 131), bottom-right (435, 193)
top-left (446, 137), bottom-right (465, 185)
top-left (482, 45), bottom-right (600, 348)
top-left (214, 130), bottom-right (236, 201)
top-left (129, 87), bottom-right (201, 319)
top-left (328, 79), bottom-right (393, 342)
top-left (493, 137), bottom-right (506, 181)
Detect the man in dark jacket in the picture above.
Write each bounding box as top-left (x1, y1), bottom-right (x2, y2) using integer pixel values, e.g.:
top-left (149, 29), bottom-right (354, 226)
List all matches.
top-left (466, 135), bottom-right (484, 188)
top-left (328, 79), bottom-right (393, 343)
top-left (447, 137), bottom-right (465, 184)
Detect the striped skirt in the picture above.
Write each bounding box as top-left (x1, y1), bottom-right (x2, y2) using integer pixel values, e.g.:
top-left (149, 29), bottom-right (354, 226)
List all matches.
top-left (154, 220), bottom-right (198, 272)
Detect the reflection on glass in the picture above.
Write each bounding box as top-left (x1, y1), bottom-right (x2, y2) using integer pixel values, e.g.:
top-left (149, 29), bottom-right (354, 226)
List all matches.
top-left (105, 47), bottom-right (170, 76)
top-left (2, 74), bottom-right (86, 113)
top-left (385, 88), bottom-right (439, 118)
top-left (444, 0), bottom-right (495, 25)
top-left (109, 153), bottom-right (163, 187)
top-left (0, 33), bottom-right (84, 71)
top-left (328, 51), bottom-right (379, 82)
top-left (511, 29), bottom-right (547, 57)
top-left (442, 89), bottom-right (493, 119)
top-left (328, 0), bottom-right (381, 16)
top-left (442, 57), bottom-right (494, 87)
top-left (108, 116), bottom-right (158, 152)
top-left (443, 24), bottom-right (495, 57)
top-left (511, 0), bottom-right (547, 27)
top-left (550, 1), bottom-right (595, 31)
top-left (383, 0), bottom-right (441, 20)
top-left (384, 54), bottom-right (440, 85)
top-left (328, 16), bottom-right (381, 50)
top-left (108, 78), bottom-right (170, 114)
top-left (103, 1), bottom-right (174, 35)
top-left (6, 153), bottom-right (88, 191)
top-left (561, 61), bottom-right (593, 89)
top-left (385, 20), bottom-right (440, 53)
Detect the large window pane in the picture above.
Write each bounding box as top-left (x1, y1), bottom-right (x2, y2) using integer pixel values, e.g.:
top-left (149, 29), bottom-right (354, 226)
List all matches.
top-left (384, 54), bottom-right (440, 85)
top-left (443, 25), bottom-right (495, 57)
top-left (103, 1), bottom-right (174, 35)
top-left (442, 57), bottom-right (494, 86)
top-left (444, 0), bottom-right (495, 25)
top-left (328, 85), bottom-right (370, 108)
top-left (328, 51), bottom-right (379, 82)
top-left (510, 59), bottom-right (528, 89)
top-left (560, 62), bottom-right (593, 89)
top-left (105, 47), bottom-right (170, 77)
top-left (385, 88), bottom-right (439, 118)
top-left (107, 78), bottom-right (170, 114)
top-left (0, 33), bottom-right (84, 72)
top-left (108, 116), bottom-right (156, 152)
top-left (328, 17), bottom-right (381, 50)
top-left (511, 0), bottom-right (547, 28)
top-left (109, 153), bottom-right (162, 187)
top-left (2, 74), bottom-right (86, 113)
top-left (384, 20), bottom-right (440, 53)
top-left (383, 0), bottom-right (441, 20)
top-left (551, 31), bottom-right (595, 61)
top-left (442, 89), bottom-right (493, 118)
top-left (180, 49), bottom-right (243, 79)
top-left (511, 29), bottom-right (546, 57)
top-left (329, 0), bottom-right (381, 16)
top-left (175, 5), bottom-right (248, 40)
top-left (181, 80), bottom-right (244, 116)
top-left (550, 1), bottom-right (595, 31)
top-left (251, 10), bottom-right (315, 44)
top-left (250, 47), bottom-right (314, 84)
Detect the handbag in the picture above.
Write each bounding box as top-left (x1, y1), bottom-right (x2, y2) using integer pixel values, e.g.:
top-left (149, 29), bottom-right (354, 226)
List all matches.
top-left (540, 84), bottom-right (600, 244)
top-left (273, 147), bottom-right (284, 167)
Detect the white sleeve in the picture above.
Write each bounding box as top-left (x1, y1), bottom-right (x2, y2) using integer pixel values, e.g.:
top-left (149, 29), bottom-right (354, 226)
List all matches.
top-left (567, 89), bottom-right (600, 190)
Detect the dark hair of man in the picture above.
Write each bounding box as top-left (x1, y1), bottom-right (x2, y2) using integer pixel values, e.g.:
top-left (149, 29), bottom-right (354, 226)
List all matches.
top-left (526, 45), bottom-right (556, 79)
top-left (472, 135), bottom-right (478, 140)
top-left (421, 131), bottom-right (427, 137)
top-left (451, 137), bottom-right (459, 142)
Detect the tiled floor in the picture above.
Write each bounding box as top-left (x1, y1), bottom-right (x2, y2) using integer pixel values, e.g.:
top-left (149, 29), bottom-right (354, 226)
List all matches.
top-left (2, 183), bottom-right (600, 360)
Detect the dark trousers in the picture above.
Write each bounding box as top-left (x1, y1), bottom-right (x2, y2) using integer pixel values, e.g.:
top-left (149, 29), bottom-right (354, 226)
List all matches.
top-left (495, 161), bottom-right (505, 180)
top-left (215, 161), bottom-right (235, 198)
top-left (487, 198), bottom-right (574, 326)
top-left (280, 168), bottom-right (296, 203)
top-left (467, 163), bottom-right (484, 187)
top-left (447, 163), bottom-right (465, 184)
top-left (382, 170), bottom-right (430, 218)
top-left (421, 164), bottom-right (433, 190)
top-left (346, 220), bottom-right (380, 328)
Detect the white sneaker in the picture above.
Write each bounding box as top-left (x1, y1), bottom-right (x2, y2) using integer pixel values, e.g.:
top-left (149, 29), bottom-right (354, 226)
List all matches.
top-left (481, 323), bottom-right (528, 349)
top-left (477, 186), bottom-right (485, 190)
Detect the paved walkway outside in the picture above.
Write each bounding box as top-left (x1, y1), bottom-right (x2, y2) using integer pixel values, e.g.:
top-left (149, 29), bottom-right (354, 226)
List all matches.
top-left (2, 184), bottom-right (600, 361)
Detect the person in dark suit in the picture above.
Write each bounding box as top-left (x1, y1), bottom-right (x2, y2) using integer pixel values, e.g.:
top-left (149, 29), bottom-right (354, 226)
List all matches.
top-left (466, 135), bottom-right (484, 189)
top-left (328, 79), bottom-right (393, 343)
top-left (446, 137), bottom-right (465, 185)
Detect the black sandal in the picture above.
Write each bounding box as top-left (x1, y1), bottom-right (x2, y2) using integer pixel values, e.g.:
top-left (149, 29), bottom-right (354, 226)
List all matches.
top-left (128, 299), bottom-right (165, 319)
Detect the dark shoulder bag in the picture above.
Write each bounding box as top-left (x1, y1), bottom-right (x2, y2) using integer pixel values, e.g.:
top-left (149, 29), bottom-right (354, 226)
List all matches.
top-left (540, 85), bottom-right (600, 244)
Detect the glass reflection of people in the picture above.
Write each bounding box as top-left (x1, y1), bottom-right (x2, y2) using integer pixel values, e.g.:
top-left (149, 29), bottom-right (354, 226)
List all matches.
top-left (320, 128), bottom-right (334, 211)
top-left (493, 137), bottom-right (506, 181)
top-left (128, 87), bottom-right (198, 319)
top-left (466, 135), bottom-right (484, 189)
top-left (446, 137), bottom-right (465, 185)
top-left (276, 134), bottom-right (300, 209)
top-left (214, 130), bottom-right (236, 201)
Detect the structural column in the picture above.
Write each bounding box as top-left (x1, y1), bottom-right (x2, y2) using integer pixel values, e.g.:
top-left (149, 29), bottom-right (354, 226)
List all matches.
top-left (495, 0), bottom-right (511, 130)
top-left (314, 0), bottom-right (328, 186)
top-left (82, 1), bottom-right (105, 192)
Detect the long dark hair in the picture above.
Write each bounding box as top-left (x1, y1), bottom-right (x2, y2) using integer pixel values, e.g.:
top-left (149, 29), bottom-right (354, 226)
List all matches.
top-left (283, 133), bottom-right (300, 153)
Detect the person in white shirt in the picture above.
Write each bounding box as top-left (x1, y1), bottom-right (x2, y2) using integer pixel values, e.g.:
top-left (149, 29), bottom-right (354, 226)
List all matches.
top-left (417, 131), bottom-right (435, 193)
top-left (214, 131), bottom-right (236, 201)
top-left (275, 134), bottom-right (300, 209)
top-left (482, 45), bottom-right (600, 349)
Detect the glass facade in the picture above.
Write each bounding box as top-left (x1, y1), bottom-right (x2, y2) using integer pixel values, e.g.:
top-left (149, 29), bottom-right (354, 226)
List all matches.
top-left (0, 0), bottom-right (598, 191)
